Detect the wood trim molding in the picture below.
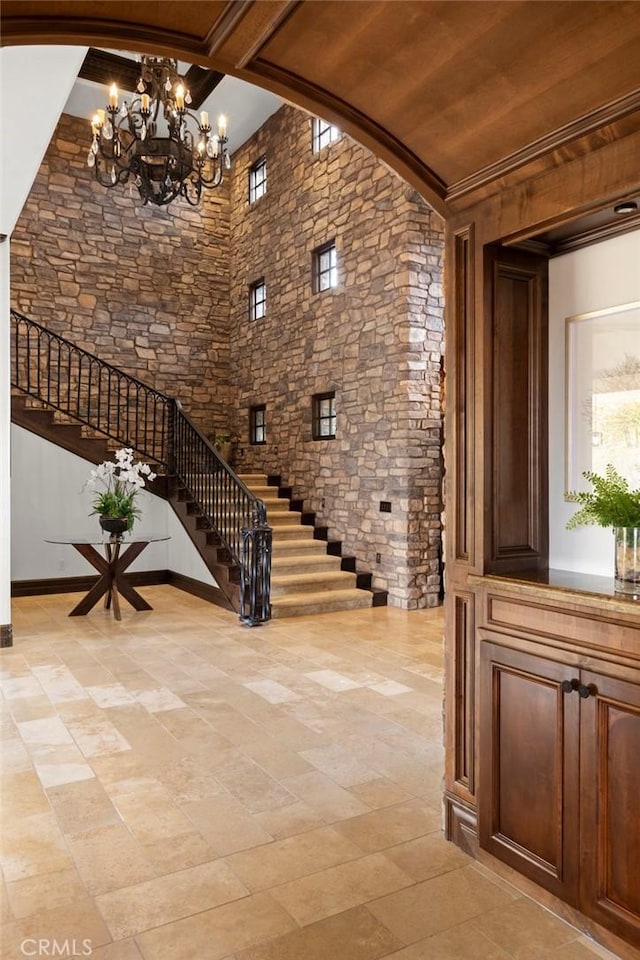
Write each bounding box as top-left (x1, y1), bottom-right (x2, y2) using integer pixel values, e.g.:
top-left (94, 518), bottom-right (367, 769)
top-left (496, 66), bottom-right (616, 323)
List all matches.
top-left (0, 624), bottom-right (13, 648)
top-left (446, 87), bottom-right (640, 203)
top-left (246, 59), bottom-right (448, 215)
top-left (168, 571), bottom-right (233, 610)
top-left (11, 570), bottom-right (232, 612)
top-left (234, 1), bottom-right (301, 69)
top-left (11, 570), bottom-right (171, 597)
top-left (453, 225), bottom-right (475, 563)
top-left (204, 0), bottom-right (253, 57)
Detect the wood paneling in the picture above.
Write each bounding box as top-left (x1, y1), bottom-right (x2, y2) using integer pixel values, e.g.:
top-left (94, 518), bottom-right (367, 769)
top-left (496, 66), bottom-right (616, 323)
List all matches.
top-left (3, 2), bottom-right (640, 215)
top-left (448, 591), bottom-right (475, 798)
top-left (484, 246), bottom-right (548, 571)
top-left (479, 641), bottom-right (580, 902)
top-left (452, 226), bottom-right (474, 563)
top-left (580, 670), bottom-right (640, 947)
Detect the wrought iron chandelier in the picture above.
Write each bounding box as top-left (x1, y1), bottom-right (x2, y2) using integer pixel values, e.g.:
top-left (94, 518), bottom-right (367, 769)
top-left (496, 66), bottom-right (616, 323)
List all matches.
top-left (88, 56), bottom-right (230, 207)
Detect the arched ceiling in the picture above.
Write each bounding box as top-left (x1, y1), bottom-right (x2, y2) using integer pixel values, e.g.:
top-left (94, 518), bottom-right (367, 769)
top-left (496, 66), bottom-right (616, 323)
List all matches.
top-left (3, 0), bottom-right (640, 218)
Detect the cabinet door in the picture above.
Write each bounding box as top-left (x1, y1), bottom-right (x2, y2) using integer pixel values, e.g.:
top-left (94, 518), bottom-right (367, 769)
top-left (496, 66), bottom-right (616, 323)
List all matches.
top-left (479, 641), bottom-right (580, 903)
top-left (580, 669), bottom-right (640, 947)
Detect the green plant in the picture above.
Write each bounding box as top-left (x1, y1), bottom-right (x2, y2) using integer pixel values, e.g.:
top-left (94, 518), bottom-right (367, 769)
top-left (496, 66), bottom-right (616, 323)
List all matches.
top-left (565, 464), bottom-right (640, 530)
top-left (85, 448), bottom-right (156, 531)
top-left (213, 432), bottom-right (232, 450)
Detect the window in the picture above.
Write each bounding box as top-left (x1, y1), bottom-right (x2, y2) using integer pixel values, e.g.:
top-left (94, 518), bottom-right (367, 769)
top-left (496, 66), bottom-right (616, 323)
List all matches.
top-left (312, 117), bottom-right (340, 153)
top-left (312, 392), bottom-right (336, 440)
top-left (250, 404), bottom-right (266, 444)
top-left (248, 156), bottom-right (267, 203)
top-left (313, 240), bottom-right (338, 292)
top-left (249, 279), bottom-right (266, 321)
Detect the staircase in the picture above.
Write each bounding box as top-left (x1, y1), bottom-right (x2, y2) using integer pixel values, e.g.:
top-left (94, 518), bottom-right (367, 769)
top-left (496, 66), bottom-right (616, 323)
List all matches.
top-left (239, 475), bottom-right (385, 618)
top-left (10, 311), bottom-right (386, 621)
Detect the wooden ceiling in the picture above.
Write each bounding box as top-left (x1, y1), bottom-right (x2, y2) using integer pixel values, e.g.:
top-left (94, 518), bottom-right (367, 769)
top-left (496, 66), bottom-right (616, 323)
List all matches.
top-left (3, 0), bottom-right (640, 219)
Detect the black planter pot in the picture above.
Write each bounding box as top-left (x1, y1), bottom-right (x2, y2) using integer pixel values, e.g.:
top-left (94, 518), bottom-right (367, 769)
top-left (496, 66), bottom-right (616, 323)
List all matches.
top-left (99, 516), bottom-right (129, 537)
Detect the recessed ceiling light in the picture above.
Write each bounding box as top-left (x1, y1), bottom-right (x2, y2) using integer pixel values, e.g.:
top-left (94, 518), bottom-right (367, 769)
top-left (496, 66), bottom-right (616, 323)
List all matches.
top-left (613, 200), bottom-right (638, 215)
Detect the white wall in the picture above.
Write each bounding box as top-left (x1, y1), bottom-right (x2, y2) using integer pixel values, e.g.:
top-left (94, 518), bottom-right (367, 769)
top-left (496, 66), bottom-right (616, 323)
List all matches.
top-left (548, 229), bottom-right (640, 575)
top-left (11, 425), bottom-right (215, 587)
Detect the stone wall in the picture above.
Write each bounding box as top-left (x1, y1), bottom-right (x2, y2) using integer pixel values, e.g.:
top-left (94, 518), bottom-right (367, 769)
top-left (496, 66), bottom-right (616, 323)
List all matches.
top-left (10, 112), bottom-right (231, 438)
top-left (229, 106), bottom-right (444, 608)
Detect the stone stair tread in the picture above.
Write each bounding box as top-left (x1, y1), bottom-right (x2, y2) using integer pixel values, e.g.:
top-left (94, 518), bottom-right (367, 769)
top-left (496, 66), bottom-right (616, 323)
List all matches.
top-left (271, 589), bottom-right (373, 617)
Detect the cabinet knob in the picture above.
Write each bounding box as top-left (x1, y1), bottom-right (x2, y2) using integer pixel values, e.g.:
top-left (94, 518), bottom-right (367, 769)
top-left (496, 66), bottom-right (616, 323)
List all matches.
top-left (578, 683), bottom-right (596, 699)
top-left (562, 679), bottom-right (579, 694)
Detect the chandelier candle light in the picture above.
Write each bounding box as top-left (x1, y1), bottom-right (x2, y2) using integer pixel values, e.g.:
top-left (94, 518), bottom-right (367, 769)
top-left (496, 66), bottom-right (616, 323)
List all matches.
top-left (88, 56), bottom-right (230, 206)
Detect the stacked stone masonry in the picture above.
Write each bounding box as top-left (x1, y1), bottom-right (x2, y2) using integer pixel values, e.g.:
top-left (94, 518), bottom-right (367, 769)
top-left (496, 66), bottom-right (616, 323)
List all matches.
top-left (10, 103), bottom-right (444, 608)
top-left (229, 106), bottom-right (444, 608)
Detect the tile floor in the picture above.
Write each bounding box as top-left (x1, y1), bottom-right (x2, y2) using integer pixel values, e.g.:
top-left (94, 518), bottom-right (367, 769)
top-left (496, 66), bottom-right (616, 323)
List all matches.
top-left (1, 588), bottom-right (622, 959)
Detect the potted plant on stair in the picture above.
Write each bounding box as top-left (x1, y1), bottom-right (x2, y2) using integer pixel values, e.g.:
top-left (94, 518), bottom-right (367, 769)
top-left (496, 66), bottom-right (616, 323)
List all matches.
top-left (213, 432), bottom-right (234, 463)
top-left (566, 464), bottom-right (640, 595)
top-left (85, 447), bottom-right (156, 536)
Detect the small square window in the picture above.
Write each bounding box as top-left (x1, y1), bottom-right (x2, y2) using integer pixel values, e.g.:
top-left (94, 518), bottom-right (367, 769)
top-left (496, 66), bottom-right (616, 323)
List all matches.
top-left (249, 157), bottom-right (267, 203)
top-left (313, 241), bottom-right (337, 293)
top-left (249, 279), bottom-right (266, 321)
top-left (312, 392), bottom-right (336, 440)
top-left (312, 118), bottom-right (340, 153)
top-left (250, 404), bottom-right (266, 445)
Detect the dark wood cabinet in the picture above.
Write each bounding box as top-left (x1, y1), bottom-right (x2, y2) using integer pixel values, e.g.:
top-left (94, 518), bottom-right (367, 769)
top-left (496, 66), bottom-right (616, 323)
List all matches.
top-left (480, 638), bottom-right (640, 949)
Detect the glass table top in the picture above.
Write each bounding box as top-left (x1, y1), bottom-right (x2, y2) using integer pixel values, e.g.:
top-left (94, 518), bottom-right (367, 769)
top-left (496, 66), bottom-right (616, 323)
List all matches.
top-left (45, 534), bottom-right (171, 545)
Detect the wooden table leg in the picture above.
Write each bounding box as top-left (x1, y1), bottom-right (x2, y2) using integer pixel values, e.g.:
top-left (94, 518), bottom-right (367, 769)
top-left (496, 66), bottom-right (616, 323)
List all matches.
top-left (69, 540), bottom-right (152, 618)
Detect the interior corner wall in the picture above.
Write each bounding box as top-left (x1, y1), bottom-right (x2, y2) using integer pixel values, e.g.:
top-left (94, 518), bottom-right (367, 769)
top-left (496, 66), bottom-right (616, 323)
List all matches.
top-left (9, 113), bottom-right (231, 439)
top-left (228, 105), bottom-right (445, 608)
top-left (548, 228), bottom-right (640, 575)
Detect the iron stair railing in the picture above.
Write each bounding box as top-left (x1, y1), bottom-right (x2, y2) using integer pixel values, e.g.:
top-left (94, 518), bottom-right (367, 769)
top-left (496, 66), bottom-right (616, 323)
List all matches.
top-left (10, 309), bottom-right (271, 624)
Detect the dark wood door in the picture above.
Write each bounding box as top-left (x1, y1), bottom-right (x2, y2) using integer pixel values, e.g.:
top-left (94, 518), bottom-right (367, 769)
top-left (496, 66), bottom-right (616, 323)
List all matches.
top-left (580, 669), bottom-right (640, 948)
top-left (479, 640), bottom-right (580, 903)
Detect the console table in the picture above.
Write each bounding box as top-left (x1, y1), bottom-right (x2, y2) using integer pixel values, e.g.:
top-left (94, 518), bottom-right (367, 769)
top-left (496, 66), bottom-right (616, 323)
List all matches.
top-left (45, 535), bottom-right (170, 621)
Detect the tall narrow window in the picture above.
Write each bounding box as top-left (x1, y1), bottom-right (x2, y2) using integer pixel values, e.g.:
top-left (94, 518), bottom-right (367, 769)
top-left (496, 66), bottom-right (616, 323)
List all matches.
top-left (313, 240), bottom-right (337, 292)
top-left (312, 118), bottom-right (340, 153)
top-left (249, 279), bottom-right (266, 321)
top-left (312, 392), bottom-right (336, 440)
top-left (250, 404), bottom-right (266, 444)
top-left (248, 156), bottom-right (267, 203)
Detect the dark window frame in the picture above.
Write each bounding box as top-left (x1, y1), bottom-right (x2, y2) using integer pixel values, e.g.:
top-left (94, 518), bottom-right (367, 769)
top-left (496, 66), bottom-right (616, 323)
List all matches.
top-left (312, 391), bottom-right (337, 440)
top-left (249, 278), bottom-right (266, 321)
top-left (313, 240), bottom-right (338, 293)
top-left (312, 117), bottom-right (340, 153)
top-left (250, 404), bottom-right (267, 445)
top-left (248, 156), bottom-right (267, 204)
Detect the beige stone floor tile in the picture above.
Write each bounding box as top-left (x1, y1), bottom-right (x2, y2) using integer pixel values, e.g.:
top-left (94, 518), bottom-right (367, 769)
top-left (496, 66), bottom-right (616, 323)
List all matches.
top-left (470, 897), bottom-right (586, 959)
top-left (543, 938), bottom-right (623, 959)
top-left (153, 755), bottom-right (226, 803)
top-left (6, 695), bottom-right (57, 723)
top-left (384, 831), bottom-right (472, 881)
top-left (135, 891), bottom-right (297, 960)
top-left (67, 822), bottom-right (157, 896)
top-left (270, 851), bottom-right (414, 926)
top-left (0, 769), bottom-right (51, 820)
top-left (282, 770), bottom-right (371, 821)
top-left (141, 830), bottom-right (216, 873)
top-left (367, 864), bottom-right (520, 945)
top-left (90, 940), bottom-right (145, 960)
top-left (213, 753), bottom-right (297, 813)
top-left (111, 783), bottom-right (196, 845)
top-left (1, 898), bottom-right (112, 959)
top-left (180, 794), bottom-right (275, 856)
top-left (378, 920), bottom-right (512, 959)
top-left (65, 713), bottom-right (132, 757)
top-left (254, 800), bottom-right (326, 839)
top-left (0, 811), bottom-right (74, 882)
top-left (46, 776), bottom-right (121, 836)
top-left (235, 903), bottom-right (404, 960)
top-left (88, 749), bottom-right (155, 793)
top-left (333, 799), bottom-right (442, 853)
top-left (5, 865), bottom-right (87, 919)
top-left (236, 734), bottom-right (315, 780)
top-left (96, 859), bottom-right (250, 940)
top-left (1, 875), bottom-right (14, 923)
top-left (0, 738), bottom-right (34, 773)
top-left (259, 713), bottom-right (330, 751)
top-left (224, 824), bottom-right (363, 891)
top-left (299, 742), bottom-right (380, 787)
top-left (347, 777), bottom-right (416, 810)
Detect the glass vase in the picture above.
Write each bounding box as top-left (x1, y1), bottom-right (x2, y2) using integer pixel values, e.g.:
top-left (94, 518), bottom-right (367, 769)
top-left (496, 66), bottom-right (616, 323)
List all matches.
top-left (614, 527), bottom-right (640, 597)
